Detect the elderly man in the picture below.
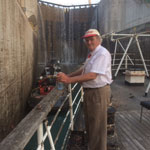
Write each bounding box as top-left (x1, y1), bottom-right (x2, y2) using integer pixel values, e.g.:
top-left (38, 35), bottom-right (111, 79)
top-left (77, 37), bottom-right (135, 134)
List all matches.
top-left (57, 29), bottom-right (112, 150)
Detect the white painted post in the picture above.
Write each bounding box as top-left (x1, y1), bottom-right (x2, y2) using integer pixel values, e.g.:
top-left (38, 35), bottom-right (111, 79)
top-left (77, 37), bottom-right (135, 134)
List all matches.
top-left (135, 36), bottom-right (149, 77)
top-left (37, 123), bottom-right (44, 150)
top-left (81, 87), bottom-right (84, 102)
top-left (113, 40), bottom-right (118, 66)
top-left (68, 84), bottom-right (74, 131)
top-left (44, 121), bottom-right (55, 150)
top-left (145, 81), bottom-right (150, 96)
top-left (125, 54), bottom-right (128, 70)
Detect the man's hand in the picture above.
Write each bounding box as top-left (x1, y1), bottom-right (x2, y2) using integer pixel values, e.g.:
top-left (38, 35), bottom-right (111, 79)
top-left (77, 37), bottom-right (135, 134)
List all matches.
top-left (57, 72), bottom-right (71, 84)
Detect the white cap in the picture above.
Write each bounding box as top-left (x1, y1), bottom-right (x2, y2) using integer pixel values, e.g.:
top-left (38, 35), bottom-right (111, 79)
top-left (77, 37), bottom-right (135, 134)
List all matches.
top-left (82, 29), bottom-right (100, 38)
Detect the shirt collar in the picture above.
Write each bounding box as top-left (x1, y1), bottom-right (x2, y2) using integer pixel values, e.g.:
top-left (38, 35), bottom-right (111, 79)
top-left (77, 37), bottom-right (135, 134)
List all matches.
top-left (90, 44), bottom-right (101, 56)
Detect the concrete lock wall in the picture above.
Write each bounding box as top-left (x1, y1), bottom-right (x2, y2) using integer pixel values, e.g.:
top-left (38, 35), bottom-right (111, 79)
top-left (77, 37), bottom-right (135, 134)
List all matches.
top-left (99, 0), bottom-right (150, 34)
top-left (98, 0), bottom-right (150, 68)
top-left (0, 0), bottom-right (46, 141)
top-left (40, 4), bottom-right (97, 65)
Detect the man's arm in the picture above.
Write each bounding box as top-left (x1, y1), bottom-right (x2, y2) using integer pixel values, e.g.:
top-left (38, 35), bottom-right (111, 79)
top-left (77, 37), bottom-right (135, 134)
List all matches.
top-left (57, 72), bottom-right (97, 84)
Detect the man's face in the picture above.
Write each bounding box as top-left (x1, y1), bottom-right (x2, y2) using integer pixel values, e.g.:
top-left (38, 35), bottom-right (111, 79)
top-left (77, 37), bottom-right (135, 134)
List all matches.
top-left (84, 36), bottom-right (100, 51)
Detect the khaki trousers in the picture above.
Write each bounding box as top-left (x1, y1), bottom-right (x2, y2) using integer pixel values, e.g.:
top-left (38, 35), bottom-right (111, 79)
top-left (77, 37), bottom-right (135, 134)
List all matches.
top-left (83, 85), bottom-right (111, 150)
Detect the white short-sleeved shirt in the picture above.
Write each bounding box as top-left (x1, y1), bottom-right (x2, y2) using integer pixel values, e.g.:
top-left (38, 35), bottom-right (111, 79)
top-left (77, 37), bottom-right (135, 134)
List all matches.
top-left (82, 45), bottom-right (112, 88)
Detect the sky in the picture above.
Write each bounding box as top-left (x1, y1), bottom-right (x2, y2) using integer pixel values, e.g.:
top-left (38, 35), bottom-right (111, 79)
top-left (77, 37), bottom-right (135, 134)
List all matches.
top-left (40, 0), bottom-right (101, 6)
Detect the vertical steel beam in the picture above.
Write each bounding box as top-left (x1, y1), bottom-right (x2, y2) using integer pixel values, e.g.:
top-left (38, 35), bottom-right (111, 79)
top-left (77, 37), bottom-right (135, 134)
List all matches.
top-left (68, 84), bottom-right (74, 131)
top-left (37, 123), bottom-right (44, 150)
top-left (145, 81), bottom-right (150, 96)
top-left (113, 40), bottom-right (118, 66)
top-left (81, 87), bottom-right (84, 102)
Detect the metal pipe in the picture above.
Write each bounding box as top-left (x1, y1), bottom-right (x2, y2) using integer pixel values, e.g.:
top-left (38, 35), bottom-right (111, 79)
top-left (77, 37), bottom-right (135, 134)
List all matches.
top-left (125, 54), bottom-right (128, 70)
top-left (54, 111), bottom-right (70, 144)
top-left (111, 33), bottom-right (150, 37)
top-left (68, 84), bottom-right (74, 131)
top-left (62, 90), bottom-right (83, 149)
top-left (118, 40), bottom-right (134, 65)
top-left (42, 95), bottom-right (70, 141)
top-left (112, 36), bottom-right (131, 41)
top-left (135, 36), bottom-right (149, 77)
top-left (113, 40), bottom-right (118, 66)
top-left (72, 88), bottom-right (82, 105)
top-left (81, 87), bottom-right (84, 102)
top-left (37, 123), bottom-right (44, 150)
top-left (145, 81), bottom-right (150, 96)
top-left (73, 98), bottom-right (82, 119)
top-left (114, 37), bottom-right (133, 77)
top-left (49, 94), bottom-right (70, 128)
top-left (45, 121), bottom-right (55, 150)
top-left (71, 83), bottom-right (78, 91)
top-left (39, 0), bottom-right (98, 8)
top-left (61, 124), bottom-right (72, 150)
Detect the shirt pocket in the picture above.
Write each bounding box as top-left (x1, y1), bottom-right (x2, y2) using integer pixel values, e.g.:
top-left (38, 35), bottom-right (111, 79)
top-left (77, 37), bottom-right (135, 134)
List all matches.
top-left (84, 60), bottom-right (93, 73)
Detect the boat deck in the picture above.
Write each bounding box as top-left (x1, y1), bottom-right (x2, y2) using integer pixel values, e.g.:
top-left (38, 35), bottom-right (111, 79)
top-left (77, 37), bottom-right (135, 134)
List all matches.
top-left (67, 75), bottom-right (150, 150)
top-left (67, 110), bottom-right (150, 150)
top-left (116, 110), bottom-right (150, 150)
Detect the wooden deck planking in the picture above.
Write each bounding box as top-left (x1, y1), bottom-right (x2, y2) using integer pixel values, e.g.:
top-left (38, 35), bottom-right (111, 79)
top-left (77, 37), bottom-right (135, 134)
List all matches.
top-left (116, 111), bottom-right (150, 150)
top-left (117, 112), bottom-right (149, 150)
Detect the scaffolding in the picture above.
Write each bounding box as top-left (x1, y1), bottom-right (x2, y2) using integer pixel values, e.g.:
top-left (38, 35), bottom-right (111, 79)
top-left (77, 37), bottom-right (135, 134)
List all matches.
top-left (102, 31), bottom-right (150, 95)
top-left (102, 32), bottom-right (150, 77)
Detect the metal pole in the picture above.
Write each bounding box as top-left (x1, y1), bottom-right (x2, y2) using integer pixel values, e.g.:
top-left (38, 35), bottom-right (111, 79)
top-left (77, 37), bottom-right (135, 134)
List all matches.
top-left (68, 84), bottom-right (74, 131)
top-left (44, 121), bottom-right (56, 150)
top-left (111, 33), bottom-right (150, 37)
top-left (114, 37), bottom-right (133, 77)
top-left (145, 81), bottom-right (150, 96)
top-left (125, 54), bottom-right (128, 70)
top-left (113, 40), bottom-right (118, 66)
top-left (118, 40), bottom-right (134, 65)
top-left (81, 87), bottom-right (84, 102)
top-left (135, 36), bottom-right (149, 77)
top-left (37, 123), bottom-right (44, 150)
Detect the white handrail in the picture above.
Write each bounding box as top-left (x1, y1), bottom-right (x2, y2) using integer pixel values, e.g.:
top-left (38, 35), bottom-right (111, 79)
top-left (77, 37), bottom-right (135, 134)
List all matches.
top-left (0, 83), bottom-right (83, 150)
top-left (68, 84), bottom-right (74, 131)
top-left (37, 83), bottom-right (83, 149)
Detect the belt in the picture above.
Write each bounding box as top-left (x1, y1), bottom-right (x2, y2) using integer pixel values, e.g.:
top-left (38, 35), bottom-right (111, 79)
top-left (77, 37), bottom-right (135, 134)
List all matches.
top-left (83, 84), bottom-right (110, 91)
top-left (83, 88), bottom-right (96, 91)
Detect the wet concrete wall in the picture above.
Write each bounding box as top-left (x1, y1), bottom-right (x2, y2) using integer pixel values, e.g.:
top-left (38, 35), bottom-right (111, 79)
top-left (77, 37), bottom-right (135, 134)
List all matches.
top-left (99, 0), bottom-right (150, 34)
top-left (98, 0), bottom-right (150, 70)
top-left (0, 0), bottom-right (46, 141)
top-left (40, 4), bottom-right (98, 65)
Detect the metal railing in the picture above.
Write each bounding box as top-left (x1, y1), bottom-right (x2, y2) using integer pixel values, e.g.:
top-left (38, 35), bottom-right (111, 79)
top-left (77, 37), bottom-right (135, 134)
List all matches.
top-left (39, 0), bottom-right (99, 9)
top-left (103, 32), bottom-right (150, 77)
top-left (111, 52), bottom-right (150, 72)
top-left (0, 83), bottom-right (84, 150)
